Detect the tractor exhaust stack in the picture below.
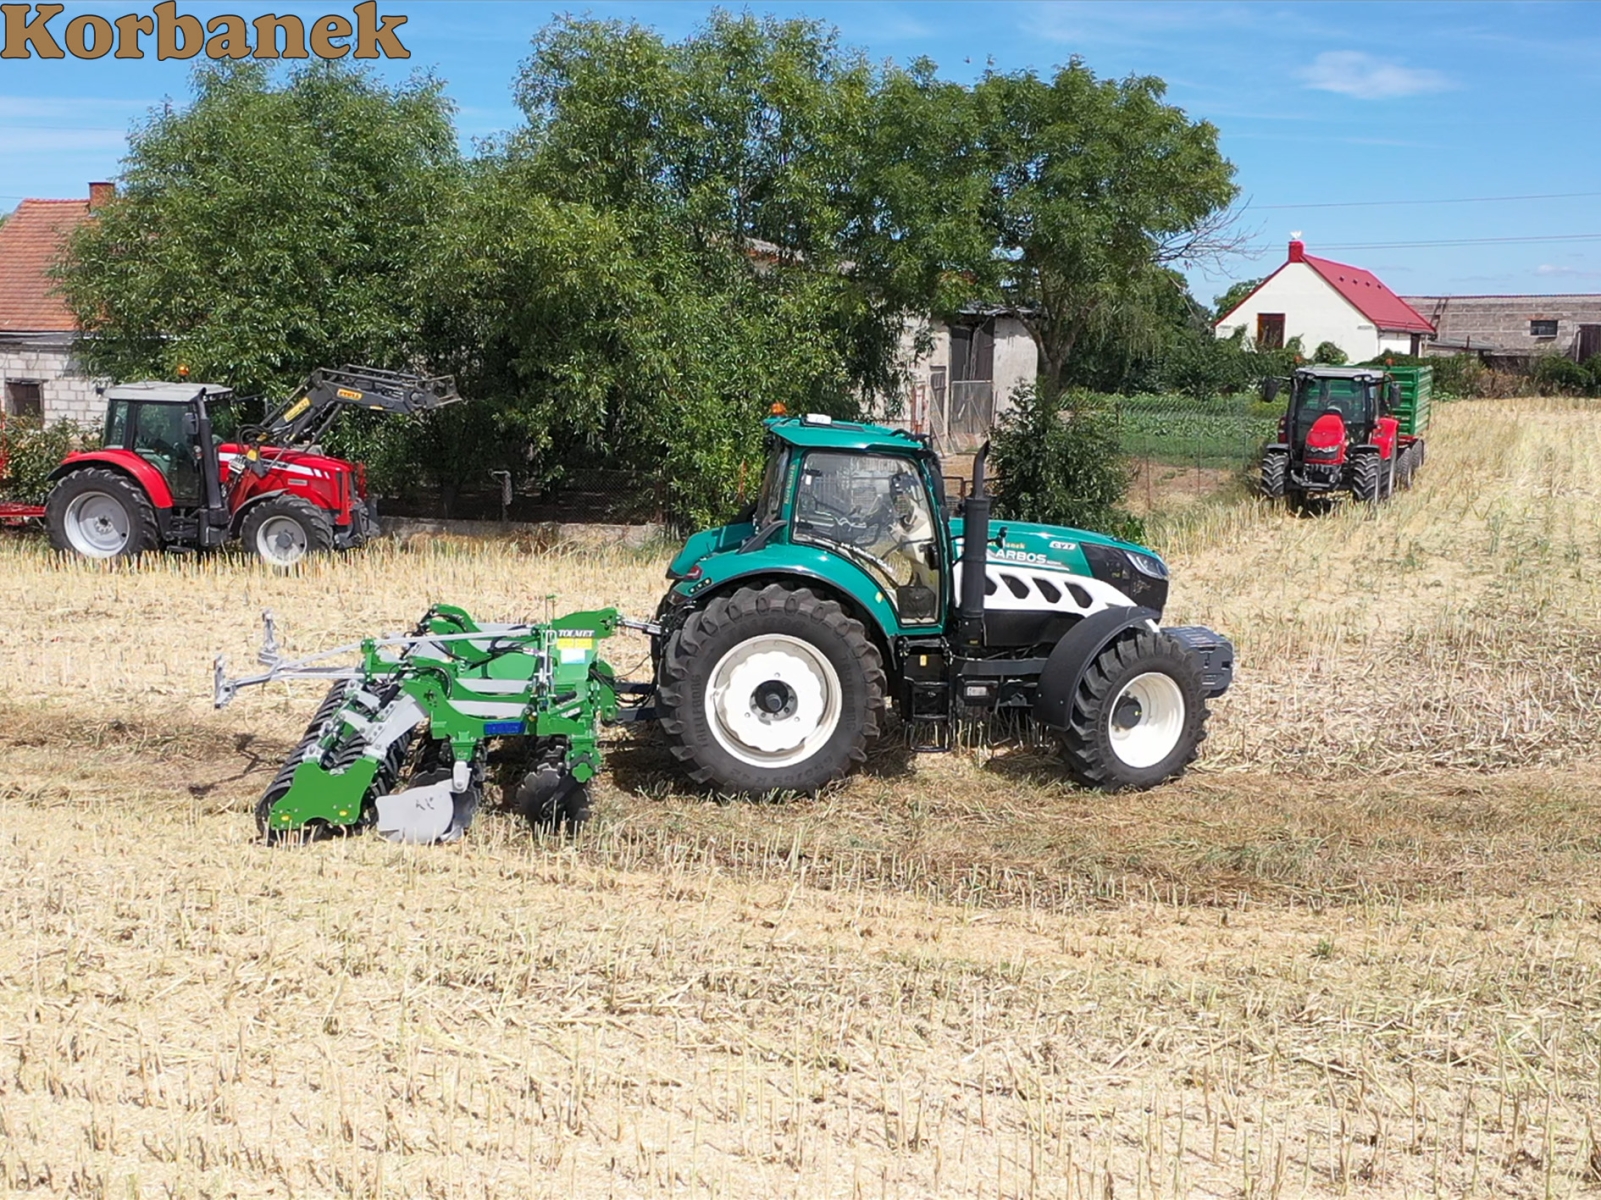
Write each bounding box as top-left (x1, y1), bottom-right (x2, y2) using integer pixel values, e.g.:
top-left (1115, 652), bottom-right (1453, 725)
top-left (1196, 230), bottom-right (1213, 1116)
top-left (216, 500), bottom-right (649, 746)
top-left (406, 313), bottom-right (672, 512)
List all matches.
top-left (957, 440), bottom-right (991, 649)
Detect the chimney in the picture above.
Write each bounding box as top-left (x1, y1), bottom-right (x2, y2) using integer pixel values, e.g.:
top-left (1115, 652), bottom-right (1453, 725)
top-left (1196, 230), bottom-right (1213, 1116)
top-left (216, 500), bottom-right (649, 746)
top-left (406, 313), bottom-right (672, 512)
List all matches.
top-left (88, 182), bottom-right (115, 210)
top-left (1287, 238), bottom-right (1306, 263)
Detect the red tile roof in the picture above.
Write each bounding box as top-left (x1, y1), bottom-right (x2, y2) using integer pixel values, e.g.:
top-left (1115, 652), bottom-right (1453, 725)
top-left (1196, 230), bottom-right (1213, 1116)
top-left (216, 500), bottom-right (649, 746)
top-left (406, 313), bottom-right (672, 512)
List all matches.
top-left (0, 198), bottom-right (94, 332)
top-left (1215, 241), bottom-right (1437, 337)
top-left (1301, 252), bottom-right (1435, 335)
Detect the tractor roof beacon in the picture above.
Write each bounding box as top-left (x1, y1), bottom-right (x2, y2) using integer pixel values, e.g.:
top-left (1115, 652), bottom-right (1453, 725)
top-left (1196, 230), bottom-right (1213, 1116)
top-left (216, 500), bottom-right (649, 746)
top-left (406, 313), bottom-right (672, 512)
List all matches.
top-left (40, 365), bottom-right (460, 566)
top-left (219, 412), bottom-right (1236, 844)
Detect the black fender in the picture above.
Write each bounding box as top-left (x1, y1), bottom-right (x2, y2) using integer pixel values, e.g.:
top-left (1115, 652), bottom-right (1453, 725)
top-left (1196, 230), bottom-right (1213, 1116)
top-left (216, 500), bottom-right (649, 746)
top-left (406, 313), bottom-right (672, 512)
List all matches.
top-left (228, 488), bottom-right (294, 535)
top-left (1032, 606), bottom-right (1159, 731)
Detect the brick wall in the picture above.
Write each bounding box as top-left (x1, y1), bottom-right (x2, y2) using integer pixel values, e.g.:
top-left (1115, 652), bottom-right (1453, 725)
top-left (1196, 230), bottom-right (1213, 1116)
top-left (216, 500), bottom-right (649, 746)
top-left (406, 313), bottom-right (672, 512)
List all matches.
top-left (0, 339), bottom-right (107, 426)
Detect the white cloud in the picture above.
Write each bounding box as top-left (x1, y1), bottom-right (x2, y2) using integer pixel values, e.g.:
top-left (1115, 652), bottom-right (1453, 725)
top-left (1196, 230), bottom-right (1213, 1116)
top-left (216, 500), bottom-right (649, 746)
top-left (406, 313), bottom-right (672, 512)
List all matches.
top-left (1299, 51), bottom-right (1451, 100)
top-left (1536, 264), bottom-right (1601, 279)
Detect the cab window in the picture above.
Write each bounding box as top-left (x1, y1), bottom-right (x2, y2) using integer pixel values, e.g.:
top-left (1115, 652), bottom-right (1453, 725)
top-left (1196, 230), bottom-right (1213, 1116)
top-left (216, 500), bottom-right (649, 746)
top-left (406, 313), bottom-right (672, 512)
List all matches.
top-left (103, 400), bottom-right (130, 449)
top-left (792, 451), bottom-right (942, 623)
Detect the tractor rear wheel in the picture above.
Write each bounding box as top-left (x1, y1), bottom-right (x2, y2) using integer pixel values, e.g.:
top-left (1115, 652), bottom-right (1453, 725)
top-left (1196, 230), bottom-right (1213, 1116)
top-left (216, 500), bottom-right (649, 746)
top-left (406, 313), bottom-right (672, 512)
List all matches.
top-left (1259, 450), bottom-right (1288, 500)
top-left (657, 584), bottom-right (885, 794)
top-left (1351, 452), bottom-right (1383, 503)
top-left (45, 468), bottom-right (159, 559)
top-left (242, 496), bottom-right (334, 568)
top-left (1058, 629), bottom-right (1208, 791)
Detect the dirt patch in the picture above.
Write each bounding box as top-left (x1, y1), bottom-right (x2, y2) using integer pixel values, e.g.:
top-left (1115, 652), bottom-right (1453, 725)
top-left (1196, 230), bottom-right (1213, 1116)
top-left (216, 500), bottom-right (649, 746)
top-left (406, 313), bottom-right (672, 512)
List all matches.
top-left (1126, 458), bottom-right (1242, 514)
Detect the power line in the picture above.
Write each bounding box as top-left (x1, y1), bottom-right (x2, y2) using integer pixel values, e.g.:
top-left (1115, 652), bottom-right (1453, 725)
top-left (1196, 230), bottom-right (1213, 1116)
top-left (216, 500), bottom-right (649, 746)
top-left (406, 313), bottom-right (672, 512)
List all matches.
top-left (1256, 189), bottom-right (1601, 211)
top-left (1243, 232), bottom-right (1601, 253)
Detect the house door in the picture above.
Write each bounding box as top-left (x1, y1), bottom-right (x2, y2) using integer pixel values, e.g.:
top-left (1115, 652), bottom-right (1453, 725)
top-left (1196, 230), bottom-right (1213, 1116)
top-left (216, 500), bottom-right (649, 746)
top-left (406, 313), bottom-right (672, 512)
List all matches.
top-left (947, 319), bottom-right (995, 441)
top-left (1578, 324), bottom-right (1601, 363)
top-left (1256, 313), bottom-right (1286, 351)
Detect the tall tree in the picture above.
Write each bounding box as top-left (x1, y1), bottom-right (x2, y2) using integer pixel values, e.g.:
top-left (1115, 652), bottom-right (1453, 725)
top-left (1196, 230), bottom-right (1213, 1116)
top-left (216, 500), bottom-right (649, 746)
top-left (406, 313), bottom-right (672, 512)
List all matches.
top-left (57, 62), bottom-right (458, 397)
top-left (969, 60), bottom-right (1239, 397)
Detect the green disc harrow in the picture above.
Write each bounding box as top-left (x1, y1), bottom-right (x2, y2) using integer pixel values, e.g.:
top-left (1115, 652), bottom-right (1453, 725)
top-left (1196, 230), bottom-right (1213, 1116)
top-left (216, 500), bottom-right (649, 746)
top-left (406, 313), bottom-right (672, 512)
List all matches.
top-left (215, 605), bottom-right (650, 843)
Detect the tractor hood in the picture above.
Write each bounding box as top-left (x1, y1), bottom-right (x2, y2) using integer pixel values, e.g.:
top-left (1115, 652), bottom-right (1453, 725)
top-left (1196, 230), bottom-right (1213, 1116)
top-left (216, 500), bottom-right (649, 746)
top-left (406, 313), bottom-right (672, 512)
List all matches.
top-left (218, 444), bottom-right (357, 481)
top-left (950, 517), bottom-right (1166, 579)
top-left (666, 519), bottom-right (755, 579)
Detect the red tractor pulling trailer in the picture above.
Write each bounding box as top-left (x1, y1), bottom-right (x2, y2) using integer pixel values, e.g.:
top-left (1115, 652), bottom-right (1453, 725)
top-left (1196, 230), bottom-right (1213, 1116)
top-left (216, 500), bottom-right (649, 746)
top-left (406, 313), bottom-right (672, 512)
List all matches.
top-left (0, 366), bottom-right (459, 566)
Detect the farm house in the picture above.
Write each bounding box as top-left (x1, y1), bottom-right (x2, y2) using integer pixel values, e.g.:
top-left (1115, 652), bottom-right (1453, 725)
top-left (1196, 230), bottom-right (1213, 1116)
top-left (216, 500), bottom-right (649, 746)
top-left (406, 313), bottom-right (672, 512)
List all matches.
top-left (0, 184), bottom-right (110, 425)
top-left (1215, 238), bottom-right (1436, 360)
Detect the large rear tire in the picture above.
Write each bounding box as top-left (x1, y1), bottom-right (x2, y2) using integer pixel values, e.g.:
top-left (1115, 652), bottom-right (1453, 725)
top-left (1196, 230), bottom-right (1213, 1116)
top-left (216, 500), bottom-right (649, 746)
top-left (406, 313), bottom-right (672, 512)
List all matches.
top-left (1259, 451), bottom-right (1288, 500)
top-left (1058, 629), bottom-right (1208, 791)
top-left (242, 496), bottom-right (334, 568)
top-left (657, 584), bottom-right (885, 794)
top-left (45, 468), bottom-right (159, 560)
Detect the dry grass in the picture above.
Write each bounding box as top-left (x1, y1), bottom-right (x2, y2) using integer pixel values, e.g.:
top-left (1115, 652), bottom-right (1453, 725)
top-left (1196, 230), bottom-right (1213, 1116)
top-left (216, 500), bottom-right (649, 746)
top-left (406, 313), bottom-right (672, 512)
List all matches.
top-left (5, 396), bottom-right (1601, 1196)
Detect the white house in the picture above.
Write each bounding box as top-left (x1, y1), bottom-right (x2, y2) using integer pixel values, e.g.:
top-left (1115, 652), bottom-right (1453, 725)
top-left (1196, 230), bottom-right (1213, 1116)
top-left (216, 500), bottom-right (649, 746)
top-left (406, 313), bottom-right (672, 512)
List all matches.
top-left (1215, 239), bottom-right (1435, 361)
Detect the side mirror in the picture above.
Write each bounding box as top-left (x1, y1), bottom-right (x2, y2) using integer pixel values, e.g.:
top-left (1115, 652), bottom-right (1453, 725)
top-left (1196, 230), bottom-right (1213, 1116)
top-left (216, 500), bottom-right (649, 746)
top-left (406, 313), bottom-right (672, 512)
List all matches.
top-left (183, 409), bottom-right (200, 435)
top-left (1260, 377), bottom-right (1282, 403)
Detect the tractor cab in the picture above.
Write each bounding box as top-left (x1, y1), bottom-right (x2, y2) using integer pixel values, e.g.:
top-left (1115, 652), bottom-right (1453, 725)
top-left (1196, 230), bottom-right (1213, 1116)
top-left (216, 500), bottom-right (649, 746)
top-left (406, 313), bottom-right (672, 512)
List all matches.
top-left (100, 383), bottom-right (234, 507)
top-left (1284, 366), bottom-right (1396, 455)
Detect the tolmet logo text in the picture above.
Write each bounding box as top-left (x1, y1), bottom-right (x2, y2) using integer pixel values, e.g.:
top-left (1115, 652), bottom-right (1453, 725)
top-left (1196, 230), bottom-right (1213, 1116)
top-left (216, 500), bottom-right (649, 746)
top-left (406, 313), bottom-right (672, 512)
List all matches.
top-left (1, 3), bottom-right (410, 60)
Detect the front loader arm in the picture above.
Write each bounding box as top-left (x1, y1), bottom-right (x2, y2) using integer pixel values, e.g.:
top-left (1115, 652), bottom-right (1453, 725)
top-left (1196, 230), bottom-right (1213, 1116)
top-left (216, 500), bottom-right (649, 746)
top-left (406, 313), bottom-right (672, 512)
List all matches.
top-left (259, 365), bottom-right (462, 448)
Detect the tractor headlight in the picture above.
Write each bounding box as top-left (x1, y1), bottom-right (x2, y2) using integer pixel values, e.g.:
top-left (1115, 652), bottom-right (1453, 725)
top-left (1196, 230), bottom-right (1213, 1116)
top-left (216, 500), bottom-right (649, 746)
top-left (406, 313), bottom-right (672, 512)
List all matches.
top-left (1081, 542), bottom-right (1169, 613)
top-left (1125, 550), bottom-right (1168, 580)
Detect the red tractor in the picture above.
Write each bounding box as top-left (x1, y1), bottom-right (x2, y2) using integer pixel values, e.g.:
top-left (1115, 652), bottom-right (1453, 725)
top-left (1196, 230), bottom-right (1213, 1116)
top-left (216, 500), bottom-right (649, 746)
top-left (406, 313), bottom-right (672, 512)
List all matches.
top-left (1259, 365), bottom-right (1427, 507)
top-left (34, 366), bottom-right (459, 565)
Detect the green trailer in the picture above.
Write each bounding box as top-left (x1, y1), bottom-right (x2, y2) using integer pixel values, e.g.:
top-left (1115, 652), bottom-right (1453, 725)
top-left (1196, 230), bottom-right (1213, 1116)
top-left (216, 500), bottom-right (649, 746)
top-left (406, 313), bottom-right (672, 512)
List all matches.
top-left (1383, 365), bottom-right (1433, 437)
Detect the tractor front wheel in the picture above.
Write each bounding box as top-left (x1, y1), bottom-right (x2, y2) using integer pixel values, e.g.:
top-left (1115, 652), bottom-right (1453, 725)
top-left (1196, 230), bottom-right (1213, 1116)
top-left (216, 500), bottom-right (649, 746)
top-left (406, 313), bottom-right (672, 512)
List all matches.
top-left (45, 468), bottom-right (159, 560)
top-left (1351, 452), bottom-right (1383, 503)
top-left (1259, 450), bottom-right (1288, 500)
top-left (657, 585), bottom-right (885, 794)
top-left (242, 496), bottom-right (334, 568)
top-left (1058, 630), bottom-right (1208, 791)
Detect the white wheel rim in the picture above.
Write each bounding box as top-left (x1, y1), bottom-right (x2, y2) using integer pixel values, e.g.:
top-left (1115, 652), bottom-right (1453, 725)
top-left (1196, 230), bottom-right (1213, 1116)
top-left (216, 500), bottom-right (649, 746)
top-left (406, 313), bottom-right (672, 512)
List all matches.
top-left (704, 634), bottom-right (843, 769)
top-left (1107, 671), bottom-right (1186, 770)
top-left (256, 514), bottom-right (308, 566)
top-left (63, 491), bottom-right (130, 557)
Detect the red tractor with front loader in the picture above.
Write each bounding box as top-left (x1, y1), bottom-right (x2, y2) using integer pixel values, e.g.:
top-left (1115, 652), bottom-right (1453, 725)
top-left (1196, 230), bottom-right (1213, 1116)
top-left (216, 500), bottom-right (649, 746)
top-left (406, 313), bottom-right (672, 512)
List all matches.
top-left (23, 366), bottom-right (458, 566)
top-left (1259, 364), bottom-right (1430, 508)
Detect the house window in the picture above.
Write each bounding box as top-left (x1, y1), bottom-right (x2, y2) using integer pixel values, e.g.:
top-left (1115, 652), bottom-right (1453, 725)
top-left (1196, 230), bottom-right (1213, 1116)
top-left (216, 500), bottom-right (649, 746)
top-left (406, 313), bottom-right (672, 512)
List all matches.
top-left (1531, 319), bottom-right (1558, 338)
top-left (1256, 313), bottom-right (1286, 350)
top-left (5, 381), bottom-right (42, 418)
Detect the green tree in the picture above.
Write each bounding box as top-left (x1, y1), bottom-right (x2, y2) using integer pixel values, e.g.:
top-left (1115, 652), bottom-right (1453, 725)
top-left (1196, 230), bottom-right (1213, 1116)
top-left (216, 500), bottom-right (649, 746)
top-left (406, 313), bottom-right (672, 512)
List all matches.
top-left (57, 62), bottom-right (458, 398)
top-left (990, 385), bottom-right (1141, 541)
top-left (969, 61), bottom-right (1239, 398)
top-left (1212, 278), bottom-right (1263, 321)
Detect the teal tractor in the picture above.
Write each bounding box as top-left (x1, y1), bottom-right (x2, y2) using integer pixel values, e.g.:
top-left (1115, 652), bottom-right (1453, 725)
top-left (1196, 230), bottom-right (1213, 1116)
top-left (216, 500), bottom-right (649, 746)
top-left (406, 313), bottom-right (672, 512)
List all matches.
top-left (217, 414), bottom-right (1232, 842)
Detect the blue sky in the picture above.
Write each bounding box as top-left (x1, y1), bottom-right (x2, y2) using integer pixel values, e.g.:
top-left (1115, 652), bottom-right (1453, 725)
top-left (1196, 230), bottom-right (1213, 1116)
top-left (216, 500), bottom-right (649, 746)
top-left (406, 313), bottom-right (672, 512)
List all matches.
top-left (3, 0), bottom-right (1599, 302)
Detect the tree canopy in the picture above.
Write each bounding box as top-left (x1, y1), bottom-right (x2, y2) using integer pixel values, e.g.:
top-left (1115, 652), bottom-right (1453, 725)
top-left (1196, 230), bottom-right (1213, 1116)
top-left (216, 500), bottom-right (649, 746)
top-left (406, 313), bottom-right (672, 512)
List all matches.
top-left (59, 62), bottom-right (458, 396)
top-left (55, 17), bottom-right (1242, 524)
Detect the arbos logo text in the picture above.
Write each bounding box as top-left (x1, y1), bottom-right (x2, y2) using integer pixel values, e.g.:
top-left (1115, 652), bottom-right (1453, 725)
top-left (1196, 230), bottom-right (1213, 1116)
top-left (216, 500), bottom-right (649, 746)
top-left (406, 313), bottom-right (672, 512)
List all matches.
top-left (1, 2), bottom-right (410, 60)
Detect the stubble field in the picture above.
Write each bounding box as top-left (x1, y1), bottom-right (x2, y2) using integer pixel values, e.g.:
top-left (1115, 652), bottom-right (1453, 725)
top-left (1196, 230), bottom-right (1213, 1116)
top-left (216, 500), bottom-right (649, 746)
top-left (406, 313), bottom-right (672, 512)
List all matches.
top-left (6, 397), bottom-right (1601, 1197)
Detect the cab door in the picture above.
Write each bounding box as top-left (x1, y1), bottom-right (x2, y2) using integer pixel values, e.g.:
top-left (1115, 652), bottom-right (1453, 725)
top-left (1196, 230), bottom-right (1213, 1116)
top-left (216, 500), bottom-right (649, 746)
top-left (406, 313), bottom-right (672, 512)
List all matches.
top-left (790, 451), bottom-right (945, 625)
top-left (128, 402), bottom-right (203, 506)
